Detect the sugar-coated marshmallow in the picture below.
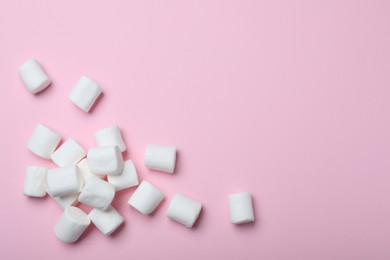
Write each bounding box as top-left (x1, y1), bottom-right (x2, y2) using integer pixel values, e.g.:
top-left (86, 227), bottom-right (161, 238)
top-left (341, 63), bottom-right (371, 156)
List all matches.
top-left (77, 158), bottom-right (105, 181)
top-left (54, 206), bottom-right (90, 243)
top-left (107, 160), bottom-right (139, 190)
top-left (27, 124), bottom-right (61, 159)
top-left (69, 75), bottom-right (102, 112)
top-left (18, 58), bottom-right (51, 94)
top-left (128, 181), bottom-right (164, 215)
top-left (78, 177), bottom-right (115, 210)
top-left (228, 192), bottom-right (255, 224)
top-left (89, 206), bottom-right (124, 236)
top-left (46, 165), bottom-right (81, 197)
top-left (23, 166), bottom-right (47, 197)
top-left (87, 146), bottom-right (124, 175)
top-left (144, 144), bottom-right (176, 174)
top-left (94, 126), bottom-right (126, 152)
top-left (166, 193), bottom-right (202, 228)
top-left (51, 138), bottom-right (86, 167)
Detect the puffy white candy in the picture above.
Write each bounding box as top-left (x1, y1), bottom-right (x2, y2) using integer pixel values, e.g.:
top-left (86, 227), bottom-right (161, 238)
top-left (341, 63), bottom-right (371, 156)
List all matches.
top-left (47, 165), bottom-right (82, 197)
top-left (87, 146), bottom-right (124, 175)
top-left (78, 177), bottom-right (115, 210)
top-left (48, 192), bottom-right (79, 209)
top-left (128, 181), bottom-right (164, 215)
top-left (228, 192), bottom-right (255, 224)
top-left (23, 166), bottom-right (47, 197)
top-left (107, 160), bottom-right (139, 191)
top-left (89, 206), bottom-right (124, 236)
top-left (54, 206), bottom-right (91, 243)
top-left (51, 138), bottom-right (86, 167)
top-left (27, 124), bottom-right (61, 159)
top-left (94, 126), bottom-right (126, 152)
top-left (18, 58), bottom-right (51, 94)
top-left (77, 158), bottom-right (105, 182)
top-left (166, 194), bottom-right (202, 228)
top-left (69, 75), bottom-right (102, 112)
top-left (144, 144), bottom-right (176, 174)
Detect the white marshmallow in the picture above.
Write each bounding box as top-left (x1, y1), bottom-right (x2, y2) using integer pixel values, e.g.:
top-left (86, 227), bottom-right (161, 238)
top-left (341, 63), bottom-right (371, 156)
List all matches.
top-left (48, 192), bottom-right (79, 209)
top-left (94, 126), bottom-right (126, 152)
top-left (78, 177), bottom-right (115, 210)
top-left (107, 160), bottom-right (138, 191)
top-left (228, 192), bottom-right (255, 224)
top-left (128, 181), bottom-right (164, 215)
top-left (47, 165), bottom-right (81, 197)
top-left (18, 59), bottom-right (51, 94)
top-left (51, 138), bottom-right (86, 167)
top-left (23, 166), bottom-right (47, 197)
top-left (87, 146), bottom-right (124, 175)
top-left (89, 206), bottom-right (124, 236)
top-left (144, 144), bottom-right (176, 174)
top-left (69, 75), bottom-right (102, 112)
top-left (166, 194), bottom-right (202, 228)
top-left (54, 206), bottom-right (91, 243)
top-left (77, 158), bottom-right (105, 181)
top-left (27, 124), bottom-right (61, 159)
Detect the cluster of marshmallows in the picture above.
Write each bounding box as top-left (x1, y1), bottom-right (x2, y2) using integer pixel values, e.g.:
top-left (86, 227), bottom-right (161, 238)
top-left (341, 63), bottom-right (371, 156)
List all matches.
top-left (20, 58), bottom-right (255, 243)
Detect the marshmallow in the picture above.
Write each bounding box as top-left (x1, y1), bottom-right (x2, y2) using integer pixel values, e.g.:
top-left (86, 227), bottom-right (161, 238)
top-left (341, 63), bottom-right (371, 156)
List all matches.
top-left (47, 165), bottom-right (81, 197)
top-left (89, 206), bottom-right (124, 236)
top-left (107, 160), bottom-right (139, 191)
top-left (77, 158), bottom-right (105, 181)
top-left (18, 58), bottom-right (51, 94)
top-left (94, 126), bottom-right (126, 152)
top-left (54, 206), bottom-right (91, 243)
top-left (69, 75), bottom-right (102, 112)
top-left (78, 177), bottom-right (115, 210)
top-left (27, 124), bottom-right (61, 159)
top-left (144, 144), bottom-right (176, 174)
top-left (23, 166), bottom-right (47, 197)
top-left (51, 138), bottom-right (86, 167)
top-left (87, 146), bottom-right (124, 175)
top-left (228, 192), bottom-right (255, 224)
top-left (128, 181), bottom-right (164, 215)
top-left (166, 194), bottom-right (202, 228)
top-left (49, 192), bottom-right (79, 209)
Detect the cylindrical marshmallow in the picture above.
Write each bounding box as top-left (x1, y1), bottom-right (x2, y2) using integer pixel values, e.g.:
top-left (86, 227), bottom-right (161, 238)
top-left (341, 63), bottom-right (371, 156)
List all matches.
top-left (47, 165), bottom-right (81, 197)
top-left (94, 126), bottom-right (126, 152)
top-left (54, 206), bottom-right (91, 243)
top-left (128, 181), bottom-right (164, 215)
top-left (107, 160), bottom-right (139, 191)
top-left (27, 124), bottom-right (61, 159)
top-left (23, 166), bottom-right (48, 197)
top-left (77, 158), bottom-right (105, 181)
top-left (51, 138), bottom-right (86, 167)
top-left (18, 59), bottom-right (51, 94)
top-left (87, 146), bottom-right (124, 175)
top-left (69, 75), bottom-right (102, 112)
top-left (228, 192), bottom-right (255, 224)
top-left (78, 177), bottom-right (115, 210)
top-left (89, 206), bottom-right (124, 236)
top-left (166, 193), bottom-right (202, 228)
top-left (48, 192), bottom-right (80, 209)
top-left (144, 144), bottom-right (176, 174)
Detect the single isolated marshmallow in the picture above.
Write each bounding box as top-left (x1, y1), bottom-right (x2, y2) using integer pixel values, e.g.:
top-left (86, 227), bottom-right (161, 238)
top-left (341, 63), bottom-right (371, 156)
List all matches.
top-left (54, 206), bottom-right (91, 243)
top-left (166, 194), bottom-right (202, 228)
top-left (87, 146), bottom-right (124, 175)
top-left (228, 192), bottom-right (255, 224)
top-left (94, 126), bottom-right (126, 152)
top-left (48, 192), bottom-right (79, 209)
top-left (144, 144), bottom-right (176, 174)
top-left (27, 124), bottom-right (61, 159)
top-left (89, 206), bottom-right (124, 236)
top-left (69, 75), bottom-right (102, 112)
top-left (51, 138), bottom-right (86, 167)
top-left (128, 181), bottom-right (164, 215)
top-left (46, 165), bottom-right (81, 197)
top-left (23, 166), bottom-right (48, 197)
top-left (78, 177), bottom-right (115, 210)
top-left (107, 160), bottom-right (139, 191)
top-left (18, 58), bottom-right (51, 94)
top-left (77, 158), bottom-right (105, 181)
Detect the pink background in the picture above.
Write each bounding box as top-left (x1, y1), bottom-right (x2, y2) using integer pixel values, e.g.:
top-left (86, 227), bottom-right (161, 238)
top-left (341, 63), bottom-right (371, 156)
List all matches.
top-left (1, 0), bottom-right (390, 259)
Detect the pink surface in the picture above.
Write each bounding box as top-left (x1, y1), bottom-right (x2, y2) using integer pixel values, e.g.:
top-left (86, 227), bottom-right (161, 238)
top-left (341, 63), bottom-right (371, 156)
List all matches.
top-left (0, 0), bottom-right (390, 259)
